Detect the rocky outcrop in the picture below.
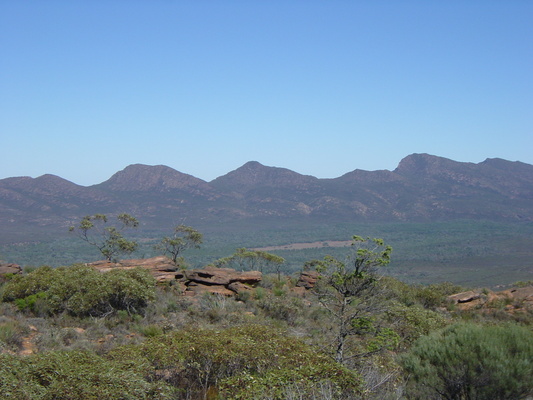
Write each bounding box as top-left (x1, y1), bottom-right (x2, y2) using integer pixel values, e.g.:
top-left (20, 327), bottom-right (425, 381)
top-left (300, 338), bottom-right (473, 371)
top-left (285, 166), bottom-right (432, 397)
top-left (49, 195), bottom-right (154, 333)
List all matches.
top-left (88, 256), bottom-right (179, 282)
top-left (183, 266), bottom-right (261, 296)
top-left (88, 258), bottom-right (262, 297)
top-left (447, 290), bottom-right (482, 304)
top-left (296, 271), bottom-right (320, 289)
top-left (0, 262), bottom-right (22, 280)
top-left (447, 286), bottom-right (533, 313)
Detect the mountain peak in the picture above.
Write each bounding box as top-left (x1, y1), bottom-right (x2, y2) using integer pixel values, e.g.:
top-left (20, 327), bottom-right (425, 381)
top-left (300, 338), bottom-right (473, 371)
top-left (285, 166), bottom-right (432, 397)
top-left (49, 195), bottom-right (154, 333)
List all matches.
top-left (394, 153), bottom-right (466, 175)
top-left (211, 161), bottom-right (318, 191)
top-left (96, 164), bottom-right (209, 192)
top-left (241, 161), bottom-right (264, 168)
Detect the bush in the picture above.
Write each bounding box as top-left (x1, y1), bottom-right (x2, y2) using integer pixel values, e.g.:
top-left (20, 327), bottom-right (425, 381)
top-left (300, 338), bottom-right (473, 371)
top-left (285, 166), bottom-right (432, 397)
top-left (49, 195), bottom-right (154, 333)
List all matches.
top-left (256, 294), bottom-right (303, 325)
top-left (0, 350), bottom-right (173, 399)
top-left (0, 318), bottom-right (28, 351)
top-left (1, 265), bottom-right (156, 317)
top-left (385, 302), bottom-right (449, 345)
top-left (400, 322), bottom-right (533, 399)
top-left (109, 324), bottom-right (362, 400)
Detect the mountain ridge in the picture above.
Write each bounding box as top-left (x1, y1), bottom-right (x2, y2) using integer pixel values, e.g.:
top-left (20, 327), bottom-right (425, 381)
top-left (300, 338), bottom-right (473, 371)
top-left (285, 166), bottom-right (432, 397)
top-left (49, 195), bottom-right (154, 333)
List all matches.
top-left (1, 153), bottom-right (532, 243)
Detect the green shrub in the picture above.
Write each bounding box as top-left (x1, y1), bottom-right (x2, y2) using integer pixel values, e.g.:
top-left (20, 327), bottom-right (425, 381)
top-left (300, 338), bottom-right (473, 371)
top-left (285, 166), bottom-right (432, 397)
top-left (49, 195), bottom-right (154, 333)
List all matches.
top-left (1, 265), bottom-right (156, 317)
top-left (139, 324), bottom-right (164, 337)
top-left (1, 266), bottom-right (56, 302)
top-left (0, 319), bottom-right (28, 350)
top-left (385, 302), bottom-right (449, 345)
top-left (400, 322), bottom-right (533, 399)
top-left (0, 350), bottom-right (173, 399)
top-left (109, 324), bottom-right (362, 400)
top-left (14, 291), bottom-right (47, 312)
top-left (415, 282), bottom-right (465, 309)
top-left (256, 295), bottom-right (303, 325)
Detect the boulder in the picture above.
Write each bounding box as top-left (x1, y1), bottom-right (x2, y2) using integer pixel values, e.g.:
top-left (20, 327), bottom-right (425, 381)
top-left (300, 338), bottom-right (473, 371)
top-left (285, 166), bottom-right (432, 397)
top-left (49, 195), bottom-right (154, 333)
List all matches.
top-left (185, 266), bottom-right (262, 286)
top-left (87, 258), bottom-right (262, 297)
top-left (447, 286), bottom-right (533, 313)
top-left (88, 256), bottom-right (179, 282)
top-left (185, 282), bottom-right (235, 297)
top-left (228, 281), bottom-right (254, 295)
top-left (296, 270), bottom-right (320, 289)
top-left (0, 262), bottom-right (22, 279)
top-left (447, 290), bottom-right (482, 304)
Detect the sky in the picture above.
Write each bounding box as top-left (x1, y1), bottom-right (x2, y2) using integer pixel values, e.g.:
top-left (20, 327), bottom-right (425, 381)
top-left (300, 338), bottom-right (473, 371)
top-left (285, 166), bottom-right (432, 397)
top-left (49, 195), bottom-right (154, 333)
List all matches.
top-left (1, 1), bottom-right (532, 186)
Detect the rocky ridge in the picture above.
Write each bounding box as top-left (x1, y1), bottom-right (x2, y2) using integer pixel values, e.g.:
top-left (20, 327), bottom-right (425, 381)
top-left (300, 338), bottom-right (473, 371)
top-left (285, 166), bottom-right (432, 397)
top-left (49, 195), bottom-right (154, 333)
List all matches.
top-left (1, 154), bottom-right (533, 244)
top-left (89, 257), bottom-right (263, 297)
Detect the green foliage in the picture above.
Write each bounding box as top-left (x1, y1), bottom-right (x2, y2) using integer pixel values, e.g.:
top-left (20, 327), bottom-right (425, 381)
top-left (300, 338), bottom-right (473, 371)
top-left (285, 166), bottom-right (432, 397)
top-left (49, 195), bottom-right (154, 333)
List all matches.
top-left (138, 324), bottom-right (164, 338)
top-left (514, 280), bottom-right (533, 288)
top-left (109, 324), bottom-right (362, 399)
top-left (2, 265), bottom-right (156, 317)
top-left (14, 291), bottom-right (47, 312)
top-left (400, 322), bottom-right (533, 399)
top-left (154, 224), bottom-right (203, 265)
top-left (385, 302), bottom-right (449, 345)
top-left (311, 236), bottom-right (393, 364)
top-left (0, 319), bottom-right (28, 350)
top-left (69, 213), bottom-right (139, 261)
top-left (366, 328), bottom-right (400, 353)
top-left (215, 247), bottom-right (285, 274)
top-left (314, 236), bottom-right (392, 297)
top-left (415, 282), bottom-right (465, 309)
top-left (256, 294), bottom-right (303, 325)
top-left (0, 350), bottom-right (173, 399)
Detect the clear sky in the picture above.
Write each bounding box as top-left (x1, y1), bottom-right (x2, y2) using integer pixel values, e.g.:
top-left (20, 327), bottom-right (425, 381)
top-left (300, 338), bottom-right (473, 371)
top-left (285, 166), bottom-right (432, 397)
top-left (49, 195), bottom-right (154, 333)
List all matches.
top-left (1, 1), bottom-right (532, 186)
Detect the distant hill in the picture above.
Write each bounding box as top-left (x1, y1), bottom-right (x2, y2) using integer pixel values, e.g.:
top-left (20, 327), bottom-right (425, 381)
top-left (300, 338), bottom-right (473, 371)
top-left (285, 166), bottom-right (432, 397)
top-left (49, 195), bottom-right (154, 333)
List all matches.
top-left (1, 154), bottom-right (532, 243)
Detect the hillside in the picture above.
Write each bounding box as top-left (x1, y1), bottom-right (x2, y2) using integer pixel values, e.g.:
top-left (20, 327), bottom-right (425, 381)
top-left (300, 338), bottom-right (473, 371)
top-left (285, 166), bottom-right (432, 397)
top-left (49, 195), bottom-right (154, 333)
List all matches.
top-left (1, 154), bottom-right (532, 244)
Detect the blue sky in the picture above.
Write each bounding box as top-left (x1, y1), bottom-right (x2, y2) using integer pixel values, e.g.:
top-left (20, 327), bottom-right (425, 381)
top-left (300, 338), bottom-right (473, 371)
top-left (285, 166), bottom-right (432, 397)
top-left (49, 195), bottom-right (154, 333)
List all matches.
top-left (1, 1), bottom-right (532, 186)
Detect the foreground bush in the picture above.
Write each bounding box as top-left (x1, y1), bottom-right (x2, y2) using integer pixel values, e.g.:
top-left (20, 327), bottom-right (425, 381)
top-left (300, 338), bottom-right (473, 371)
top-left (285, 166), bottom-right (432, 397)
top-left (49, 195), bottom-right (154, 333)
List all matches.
top-left (110, 324), bottom-right (363, 399)
top-left (0, 350), bottom-right (172, 399)
top-left (1, 265), bottom-right (156, 317)
top-left (400, 322), bottom-right (533, 399)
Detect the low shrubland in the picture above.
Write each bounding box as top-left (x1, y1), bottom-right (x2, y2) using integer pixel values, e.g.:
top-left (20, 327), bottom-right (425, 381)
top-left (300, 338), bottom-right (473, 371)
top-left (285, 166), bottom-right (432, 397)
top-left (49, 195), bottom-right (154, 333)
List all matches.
top-left (0, 251), bottom-right (532, 399)
top-left (1, 265), bottom-right (156, 317)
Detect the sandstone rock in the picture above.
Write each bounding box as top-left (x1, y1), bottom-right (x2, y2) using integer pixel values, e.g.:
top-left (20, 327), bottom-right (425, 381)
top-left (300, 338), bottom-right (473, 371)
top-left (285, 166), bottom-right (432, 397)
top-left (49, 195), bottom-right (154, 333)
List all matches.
top-left (89, 256), bottom-right (179, 282)
top-left (0, 262), bottom-right (23, 278)
top-left (228, 281), bottom-right (254, 295)
top-left (185, 266), bottom-right (262, 286)
top-left (505, 286), bottom-right (533, 301)
top-left (185, 267), bottom-right (233, 285)
top-left (447, 290), bottom-right (482, 304)
top-left (88, 258), bottom-right (262, 297)
top-left (448, 285), bottom-right (533, 314)
top-left (296, 270), bottom-right (320, 289)
top-left (185, 282), bottom-right (235, 297)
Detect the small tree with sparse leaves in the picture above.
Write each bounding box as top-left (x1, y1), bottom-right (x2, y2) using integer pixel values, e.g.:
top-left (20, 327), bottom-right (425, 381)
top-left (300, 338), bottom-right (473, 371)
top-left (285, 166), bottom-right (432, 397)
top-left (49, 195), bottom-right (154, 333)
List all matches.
top-left (155, 225), bottom-right (203, 266)
top-left (69, 213), bottom-right (139, 262)
top-left (310, 235), bottom-right (393, 364)
top-left (215, 248), bottom-right (284, 274)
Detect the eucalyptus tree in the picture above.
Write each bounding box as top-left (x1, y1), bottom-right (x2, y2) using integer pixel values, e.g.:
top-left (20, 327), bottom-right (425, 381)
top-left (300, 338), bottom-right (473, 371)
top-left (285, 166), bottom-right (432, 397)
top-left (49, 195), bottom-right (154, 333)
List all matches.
top-left (155, 224), bottom-right (203, 266)
top-left (309, 235), bottom-right (393, 364)
top-left (69, 213), bottom-right (139, 262)
top-left (215, 248), bottom-right (285, 275)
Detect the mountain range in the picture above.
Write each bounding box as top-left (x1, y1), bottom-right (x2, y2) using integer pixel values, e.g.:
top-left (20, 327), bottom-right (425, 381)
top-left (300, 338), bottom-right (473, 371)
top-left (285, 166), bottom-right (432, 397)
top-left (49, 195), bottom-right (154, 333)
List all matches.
top-left (1, 153), bottom-right (533, 243)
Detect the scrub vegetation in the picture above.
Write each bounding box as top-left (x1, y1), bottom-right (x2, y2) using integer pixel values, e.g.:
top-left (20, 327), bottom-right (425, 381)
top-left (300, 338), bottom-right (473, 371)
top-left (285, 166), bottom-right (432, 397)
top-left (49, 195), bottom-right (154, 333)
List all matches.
top-left (1, 229), bottom-right (532, 399)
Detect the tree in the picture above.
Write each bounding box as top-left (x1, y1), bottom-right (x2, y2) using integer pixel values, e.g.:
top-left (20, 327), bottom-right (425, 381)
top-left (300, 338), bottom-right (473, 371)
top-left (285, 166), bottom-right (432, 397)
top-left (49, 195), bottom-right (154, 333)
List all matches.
top-left (401, 322), bottom-right (533, 399)
top-left (214, 248), bottom-right (285, 274)
top-left (69, 213), bottom-right (139, 262)
top-left (155, 225), bottom-right (203, 266)
top-left (310, 236), bottom-right (393, 364)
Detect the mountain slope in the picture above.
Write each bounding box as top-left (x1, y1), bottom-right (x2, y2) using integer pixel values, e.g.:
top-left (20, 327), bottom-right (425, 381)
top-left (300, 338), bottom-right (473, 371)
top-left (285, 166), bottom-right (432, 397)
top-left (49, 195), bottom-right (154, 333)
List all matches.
top-left (95, 164), bottom-right (214, 194)
top-left (1, 154), bottom-right (532, 243)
